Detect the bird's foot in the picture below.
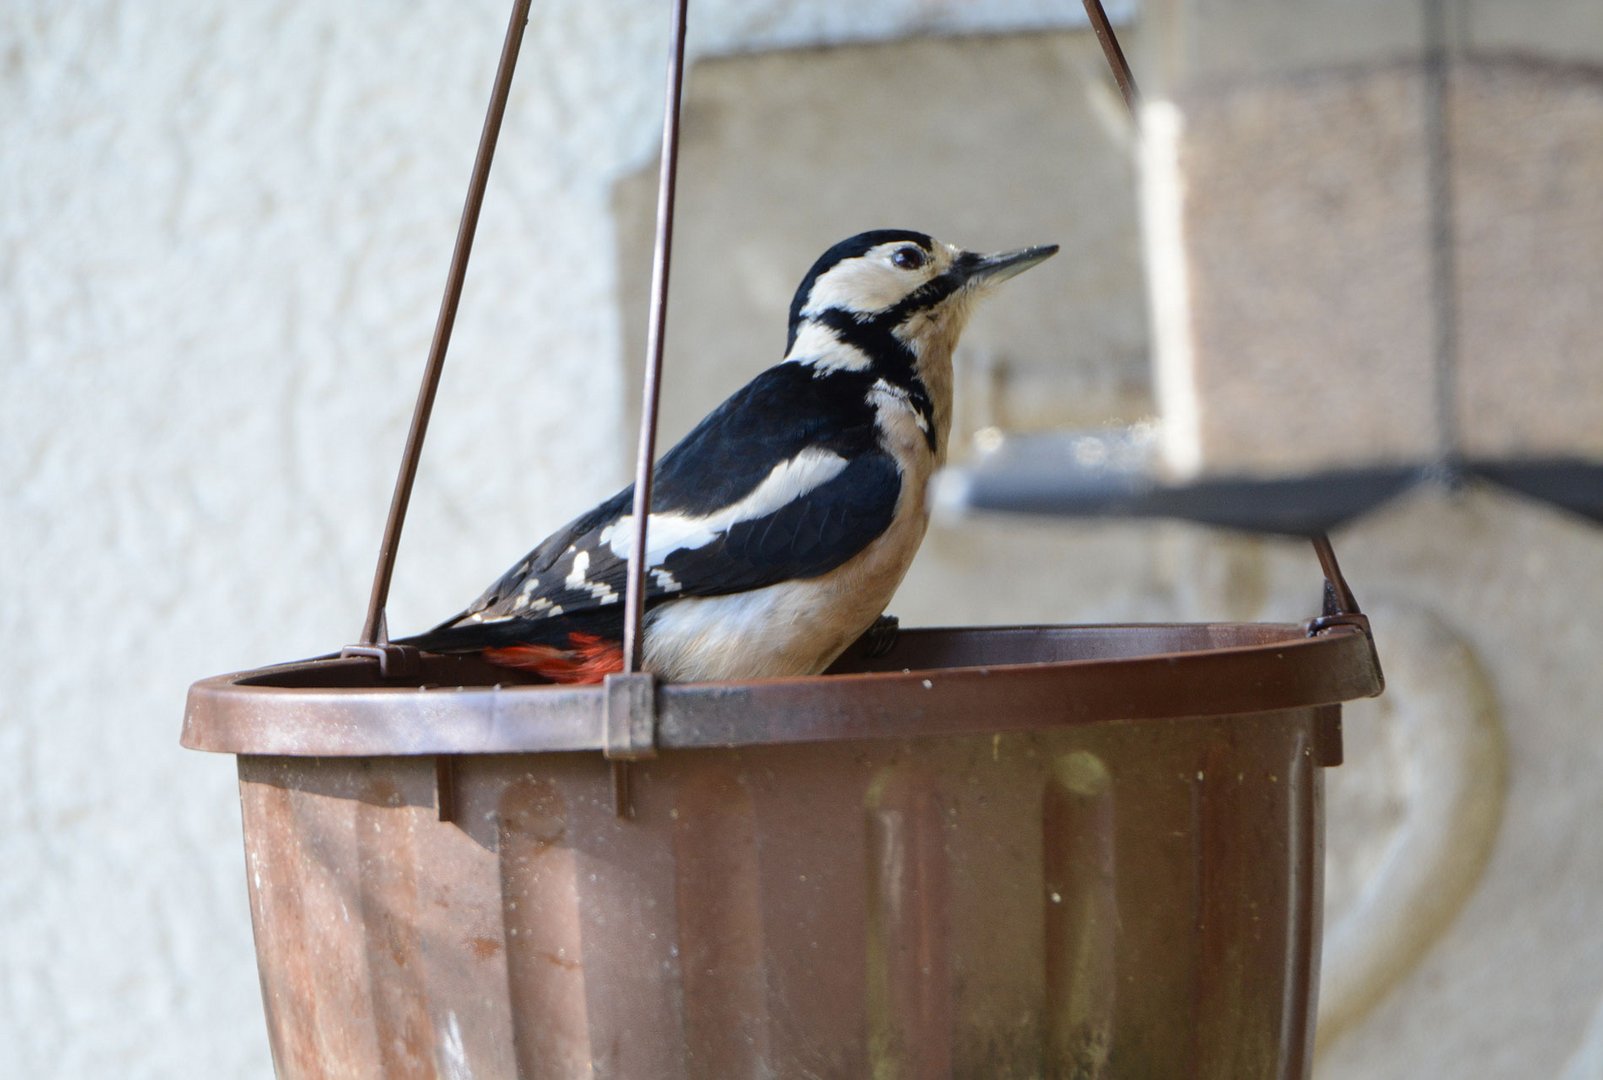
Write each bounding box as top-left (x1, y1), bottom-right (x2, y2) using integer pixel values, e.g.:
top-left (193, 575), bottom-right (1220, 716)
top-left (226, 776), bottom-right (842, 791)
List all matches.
top-left (858, 613), bottom-right (901, 659)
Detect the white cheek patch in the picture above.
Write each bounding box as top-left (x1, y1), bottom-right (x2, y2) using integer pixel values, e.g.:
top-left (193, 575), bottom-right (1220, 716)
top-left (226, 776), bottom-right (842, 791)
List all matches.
top-left (802, 243), bottom-right (942, 316)
top-left (607, 448), bottom-right (851, 567)
top-left (802, 260), bottom-right (907, 316)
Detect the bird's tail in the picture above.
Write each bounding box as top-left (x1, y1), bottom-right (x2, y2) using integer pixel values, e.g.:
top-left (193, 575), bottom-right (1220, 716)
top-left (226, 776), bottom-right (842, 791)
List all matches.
top-left (392, 618), bottom-right (532, 655)
top-left (395, 614), bottom-right (625, 685)
top-left (482, 633), bottom-right (623, 684)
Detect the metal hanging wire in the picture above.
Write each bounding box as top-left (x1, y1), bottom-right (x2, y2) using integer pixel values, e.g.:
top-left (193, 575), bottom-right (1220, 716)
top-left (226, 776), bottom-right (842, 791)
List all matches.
top-left (349, 0), bottom-right (690, 675)
top-left (1081, 0), bottom-right (1140, 113)
top-left (613, 0), bottom-right (691, 816)
top-left (354, 0), bottom-right (534, 652)
top-left (1075, 0), bottom-right (1361, 622)
top-left (342, 0), bottom-right (688, 814)
top-left (623, 0), bottom-right (690, 677)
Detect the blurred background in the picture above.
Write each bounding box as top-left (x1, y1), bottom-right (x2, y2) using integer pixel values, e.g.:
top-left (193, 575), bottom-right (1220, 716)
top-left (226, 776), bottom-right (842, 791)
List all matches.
top-left (3, 0), bottom-right (1600, 1075)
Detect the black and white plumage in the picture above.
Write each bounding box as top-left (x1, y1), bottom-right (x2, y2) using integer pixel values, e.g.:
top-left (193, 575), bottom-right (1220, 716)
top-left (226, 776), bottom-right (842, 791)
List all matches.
top-left (401, 229), bottom-right (1058, 683)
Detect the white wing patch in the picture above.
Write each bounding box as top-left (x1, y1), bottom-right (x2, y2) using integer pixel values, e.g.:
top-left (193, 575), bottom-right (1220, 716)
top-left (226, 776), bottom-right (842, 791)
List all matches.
top-left (461, 449), bottom-right (851, 626)
top-left (606, 448), bottom-right (851, 566)
top-left (564, 549), bottom-right (619, 605)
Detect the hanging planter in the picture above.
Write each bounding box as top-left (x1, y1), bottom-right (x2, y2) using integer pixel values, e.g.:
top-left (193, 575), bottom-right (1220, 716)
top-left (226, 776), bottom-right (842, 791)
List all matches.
top-left (187, 602), bottom-right (1375, 1078)
top-left (183, 1), bottom-right (1383, 1077)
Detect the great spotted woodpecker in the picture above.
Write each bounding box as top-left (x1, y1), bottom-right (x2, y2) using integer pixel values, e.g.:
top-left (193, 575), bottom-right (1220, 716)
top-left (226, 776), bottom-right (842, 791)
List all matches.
top-left (402, 229), bottom-right (1057, 683)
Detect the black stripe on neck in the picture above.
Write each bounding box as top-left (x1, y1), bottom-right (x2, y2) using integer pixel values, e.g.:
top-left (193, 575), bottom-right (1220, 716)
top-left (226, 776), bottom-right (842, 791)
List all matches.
top-left (807, 310), bottom-right (939, 456)
top-left (881, 268), bottom-right (966, 326)
top-left (812, 308), bottom-right (916, 381)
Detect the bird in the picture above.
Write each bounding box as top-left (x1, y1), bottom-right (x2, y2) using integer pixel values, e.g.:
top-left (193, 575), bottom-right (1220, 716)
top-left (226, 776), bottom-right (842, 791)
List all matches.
top-left (400, 229), bottom-right (1057, 684)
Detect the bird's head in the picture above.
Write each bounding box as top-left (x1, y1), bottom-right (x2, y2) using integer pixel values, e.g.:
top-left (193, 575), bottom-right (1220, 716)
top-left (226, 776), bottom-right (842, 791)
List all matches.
top-left (784, 229), bottom-right (1058, 377)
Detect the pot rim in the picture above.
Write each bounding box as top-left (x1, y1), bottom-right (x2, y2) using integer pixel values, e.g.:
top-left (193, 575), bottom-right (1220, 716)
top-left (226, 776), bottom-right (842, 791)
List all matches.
top-left (182, 621), bottom-right (1381, 757)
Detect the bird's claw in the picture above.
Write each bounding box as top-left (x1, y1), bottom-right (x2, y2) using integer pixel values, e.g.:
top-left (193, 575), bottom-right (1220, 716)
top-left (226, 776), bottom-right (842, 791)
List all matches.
top-left (859, 613), bottom-right (901, 659)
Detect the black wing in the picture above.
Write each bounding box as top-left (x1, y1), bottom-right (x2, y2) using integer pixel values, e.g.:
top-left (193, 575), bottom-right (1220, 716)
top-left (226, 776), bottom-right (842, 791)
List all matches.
top-left (406, 364), bottom-right (899, 651)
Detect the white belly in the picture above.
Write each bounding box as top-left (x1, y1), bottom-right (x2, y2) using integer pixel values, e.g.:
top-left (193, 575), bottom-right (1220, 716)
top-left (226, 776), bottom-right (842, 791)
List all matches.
top-left (642, 376), bottom-right (944, 683)
top-left (643, 474), bottom-right (933, 682)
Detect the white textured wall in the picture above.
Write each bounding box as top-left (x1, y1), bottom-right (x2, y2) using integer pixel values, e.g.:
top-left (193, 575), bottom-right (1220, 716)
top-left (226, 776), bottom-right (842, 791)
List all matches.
top-left (0, 2), bottom-right (1112, 1075)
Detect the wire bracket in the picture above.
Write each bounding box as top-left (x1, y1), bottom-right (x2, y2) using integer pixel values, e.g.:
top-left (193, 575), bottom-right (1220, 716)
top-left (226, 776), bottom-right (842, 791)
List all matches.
top-left (339, 642), bottom-right (423, 680)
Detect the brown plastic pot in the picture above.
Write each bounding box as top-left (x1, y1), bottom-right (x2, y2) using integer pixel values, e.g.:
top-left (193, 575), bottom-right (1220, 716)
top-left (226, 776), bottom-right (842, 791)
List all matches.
top-left (185, 600), bottom-right (1381, 1079)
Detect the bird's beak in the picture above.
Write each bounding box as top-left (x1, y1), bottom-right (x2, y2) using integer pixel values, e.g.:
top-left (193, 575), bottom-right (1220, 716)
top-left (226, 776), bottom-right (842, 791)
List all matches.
top-left (960, 243), bottom-right (1060, 287)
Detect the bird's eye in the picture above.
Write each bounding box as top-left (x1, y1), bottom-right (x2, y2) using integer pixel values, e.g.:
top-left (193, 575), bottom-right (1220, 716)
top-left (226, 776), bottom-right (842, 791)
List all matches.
top-left (891, 246), bottom-right (927, 271)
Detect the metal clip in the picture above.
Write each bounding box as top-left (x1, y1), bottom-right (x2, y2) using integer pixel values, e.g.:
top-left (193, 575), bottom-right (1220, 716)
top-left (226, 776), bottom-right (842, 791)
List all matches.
top-left (603, 671), bottom-right (658, 820)
top-left (603, 671), bottom-right (659, 760)
top-left (339, 642), bottom-right (423, 679)
top-left (1304, 612), bottom-right (1372, 638)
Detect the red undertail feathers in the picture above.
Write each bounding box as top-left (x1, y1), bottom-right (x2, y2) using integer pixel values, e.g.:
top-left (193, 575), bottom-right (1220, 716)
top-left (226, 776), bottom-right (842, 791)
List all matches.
top-left (482, 632), bottom-right (625, 685)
